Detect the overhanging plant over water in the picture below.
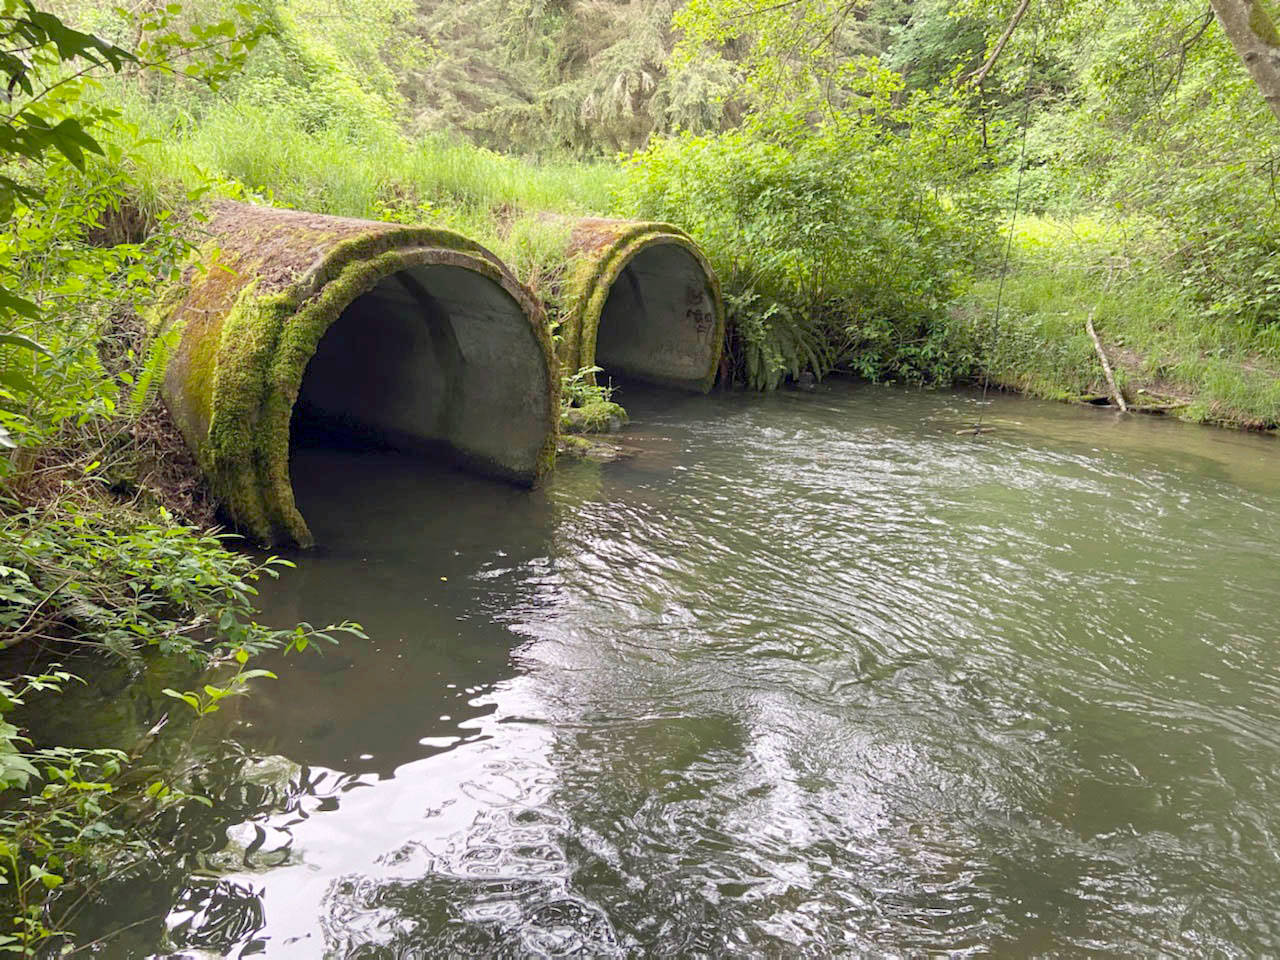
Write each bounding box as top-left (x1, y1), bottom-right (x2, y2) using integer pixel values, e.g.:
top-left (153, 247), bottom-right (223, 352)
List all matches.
top-left (0, 500), bottom-right (366, 954)
top-left (0, 2), bottom-right (367, 954)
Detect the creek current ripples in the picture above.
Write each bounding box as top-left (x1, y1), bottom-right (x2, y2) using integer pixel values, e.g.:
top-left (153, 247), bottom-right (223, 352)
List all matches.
top-left (83, 383), bottom-right (1280, 956)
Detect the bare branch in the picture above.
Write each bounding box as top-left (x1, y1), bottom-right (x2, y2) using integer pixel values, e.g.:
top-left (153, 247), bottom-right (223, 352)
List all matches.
top-left (959, 0), bottom-right (1032, 89)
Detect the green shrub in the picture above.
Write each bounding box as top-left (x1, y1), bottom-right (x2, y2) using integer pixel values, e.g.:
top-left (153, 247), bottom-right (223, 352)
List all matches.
top-left (615, 66), bottom-right (999, 388)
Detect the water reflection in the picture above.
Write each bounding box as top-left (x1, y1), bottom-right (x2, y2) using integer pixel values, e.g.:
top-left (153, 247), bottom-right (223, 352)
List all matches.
top-left (234, 449), bottom-right (568, 776)
top-left (167, 879), bottom-right (268, 956)
top-left (63, 383), bottom-right (1280, 956)
top-left (159, 688), bottom-right (608, 956)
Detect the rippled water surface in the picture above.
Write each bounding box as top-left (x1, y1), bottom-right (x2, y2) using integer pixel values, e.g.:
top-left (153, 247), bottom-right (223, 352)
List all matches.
top-left (84, 383), bottom-right (1280, 956)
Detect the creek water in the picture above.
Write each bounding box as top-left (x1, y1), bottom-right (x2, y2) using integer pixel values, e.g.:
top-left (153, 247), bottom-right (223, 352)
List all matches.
top-left (68, 382), bottom-right (1280, 956)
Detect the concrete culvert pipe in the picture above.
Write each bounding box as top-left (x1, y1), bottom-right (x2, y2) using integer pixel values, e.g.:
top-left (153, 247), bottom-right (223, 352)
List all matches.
top-left (155, 201), bottom-right (556, 548)
top-left (557, 219), bottom-right (724, 392)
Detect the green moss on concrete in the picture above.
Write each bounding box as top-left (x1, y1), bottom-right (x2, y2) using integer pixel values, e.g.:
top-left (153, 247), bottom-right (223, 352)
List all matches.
top-left (155, 201), bottom-right (557, 546)
top-left (557, 218), bottom-right (725, 392)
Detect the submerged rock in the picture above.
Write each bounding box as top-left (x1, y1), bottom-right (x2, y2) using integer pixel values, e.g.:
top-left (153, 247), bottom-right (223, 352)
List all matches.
top-left (556, 435), bottom-right (638, 463)
top-left (793, 371), bottom-right (818, 393)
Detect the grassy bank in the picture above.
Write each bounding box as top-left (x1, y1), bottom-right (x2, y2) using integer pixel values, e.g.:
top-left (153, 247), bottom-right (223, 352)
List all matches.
top-left (953, 216), bottom-right (1280, 432)
top-left (113, 94), bottom-right (620, 305)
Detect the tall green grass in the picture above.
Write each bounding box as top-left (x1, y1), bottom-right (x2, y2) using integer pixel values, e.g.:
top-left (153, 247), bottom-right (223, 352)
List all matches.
top-left (117, 93), bottom-right (619, 239)
top-left (104, 92), bottom-right (620, 304)
top-left (953, 215), bottom-right (1280, 429)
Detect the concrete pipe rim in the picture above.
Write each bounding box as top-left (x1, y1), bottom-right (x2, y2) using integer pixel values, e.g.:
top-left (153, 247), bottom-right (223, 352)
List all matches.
top-left (572, 232), bottom-right (725, 394)
top-left (259, 246), bottom-right (556, 548)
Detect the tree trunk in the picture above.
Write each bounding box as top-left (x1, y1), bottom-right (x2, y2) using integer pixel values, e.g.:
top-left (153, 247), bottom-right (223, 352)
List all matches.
top-left (1208, 0), bottom-right (1280, 123)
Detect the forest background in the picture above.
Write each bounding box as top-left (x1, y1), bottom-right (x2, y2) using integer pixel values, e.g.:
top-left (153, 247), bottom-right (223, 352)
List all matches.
top-left (0, 0), bottom-right (1278, 952)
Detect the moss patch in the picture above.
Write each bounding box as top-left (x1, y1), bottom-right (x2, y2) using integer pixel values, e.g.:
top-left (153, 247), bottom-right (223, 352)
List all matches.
top-left (561, 399), bottom-right (629, 434)
top-left (1250, 1), bottom-right (1280, 48)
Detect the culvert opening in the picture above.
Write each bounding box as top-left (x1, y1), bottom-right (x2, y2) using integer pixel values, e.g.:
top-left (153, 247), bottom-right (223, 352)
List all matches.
top-left (595, 244), bottom-right (720, 390)
top-left (291, 263), bottom-right (551, 485)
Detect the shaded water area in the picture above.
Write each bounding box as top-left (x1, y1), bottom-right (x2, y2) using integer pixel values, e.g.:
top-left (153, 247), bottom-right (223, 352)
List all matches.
top-left (64, 383), bottom-right (1280, 955)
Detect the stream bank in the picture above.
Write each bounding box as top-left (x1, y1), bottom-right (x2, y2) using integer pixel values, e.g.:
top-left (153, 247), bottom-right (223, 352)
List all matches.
top-left (950, 217), bottom-right (1280, 435)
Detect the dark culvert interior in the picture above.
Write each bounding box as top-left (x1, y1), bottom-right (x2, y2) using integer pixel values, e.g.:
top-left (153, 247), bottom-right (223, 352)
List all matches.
top-left (291, 264), bottom-right (551, 484)
top-left (595, 244), bottom-right (719, 390)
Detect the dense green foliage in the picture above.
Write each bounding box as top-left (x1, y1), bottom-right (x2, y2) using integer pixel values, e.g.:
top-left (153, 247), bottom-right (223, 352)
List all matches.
top-left (952, 0), bottom-right (1280, 424)
top-left (616, 68), bottom-right (997, 387)
top-left (0, 2), bottom-right (364, 952)
top-left (648, 0), bottom-right (1279, 420)
top-left (28, 0), bottom-right (1273, 425)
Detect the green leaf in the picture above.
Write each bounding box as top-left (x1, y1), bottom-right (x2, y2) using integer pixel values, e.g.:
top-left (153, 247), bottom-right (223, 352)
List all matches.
top-left (237, 669), bottom-right (277, 681)
top-left (0, 289), bottom-right (42, 321)
top-left (161, 688), bottom-right (200, 712)
top-left (47, 118), bottom-right (104, 170)
top-left (0, 333), bottom-right (49, 356)
top-left (0, 369), bottom-right (39, 398)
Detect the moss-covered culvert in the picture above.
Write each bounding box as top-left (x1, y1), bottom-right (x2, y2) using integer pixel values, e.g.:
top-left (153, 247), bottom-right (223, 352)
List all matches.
top-left (557, 219), bottom-right (724, 392)
top-left (156, 201), bottom-right (557, 548)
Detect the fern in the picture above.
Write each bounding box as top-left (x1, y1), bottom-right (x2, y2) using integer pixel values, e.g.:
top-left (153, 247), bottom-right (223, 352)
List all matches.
top-left (128, 325), bottom-right (180, 420)
top-left (725, 290), bottom-right (834, 391)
